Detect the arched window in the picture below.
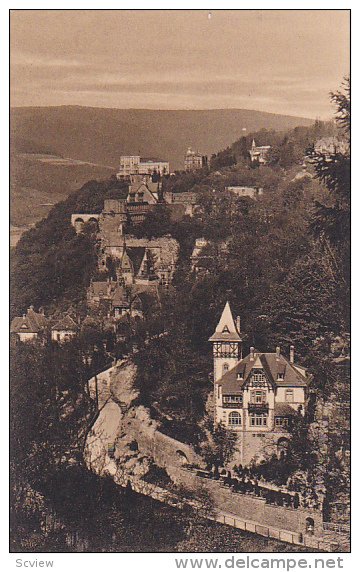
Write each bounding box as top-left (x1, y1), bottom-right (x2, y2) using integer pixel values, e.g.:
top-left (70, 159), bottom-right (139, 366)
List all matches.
top-left (305, 517), bottom-right (315, 534)
top-left (223, 363), bottom-right (229, 374)
top-left (228, 411), bottom-right (241, 426)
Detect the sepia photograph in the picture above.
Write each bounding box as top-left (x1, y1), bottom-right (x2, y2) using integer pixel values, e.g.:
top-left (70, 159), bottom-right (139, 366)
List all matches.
top-left (9, 7), bottom-right (350, 556)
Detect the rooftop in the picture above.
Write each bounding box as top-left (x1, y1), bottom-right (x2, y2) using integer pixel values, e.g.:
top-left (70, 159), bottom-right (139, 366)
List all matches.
top-left (218, 351), bottom-right (309, 395)
top-left (52, 315), bottom-right (78, 331)
top-left (11, 306), bottom-right (48, 334)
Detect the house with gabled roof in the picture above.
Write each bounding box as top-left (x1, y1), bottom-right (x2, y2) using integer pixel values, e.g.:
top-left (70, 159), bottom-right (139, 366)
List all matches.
top-left (210, 302), bottom-right (311, 465)
top-left (51, 315), bottom-right (79, 343)
top-left (10, 306), bottom-right (49, 343)
top-left (87, 278), bottom-right (117, 307)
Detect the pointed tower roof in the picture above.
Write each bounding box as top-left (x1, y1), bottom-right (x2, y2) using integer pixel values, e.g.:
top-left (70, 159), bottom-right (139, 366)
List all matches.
top-left (209, 301), bottom-right (242, 342)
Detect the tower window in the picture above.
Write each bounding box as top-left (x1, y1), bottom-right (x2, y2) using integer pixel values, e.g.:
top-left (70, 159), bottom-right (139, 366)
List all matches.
top-left (222, 325), bottom-right (230, 333)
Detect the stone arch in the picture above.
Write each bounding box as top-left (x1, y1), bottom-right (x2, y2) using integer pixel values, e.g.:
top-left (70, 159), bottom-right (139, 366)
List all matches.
top-left (176, 449), bottom-right (189, 466)
top-left (88, 217), bottom-right (99, 229)
top-left (74, 217), bottom-right (85, 233)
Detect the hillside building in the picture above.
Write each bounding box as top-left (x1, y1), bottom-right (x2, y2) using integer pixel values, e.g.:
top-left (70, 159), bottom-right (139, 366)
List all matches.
top-left (249, 139), bottom-right (271, 164)
top-left (10, 306), bottom-right (49, 342)
top-left (314, 137), bottom-right (348, 158)
top-left (210, 302), bottom-right (311, 465)
top-left (51, 315), bottom-right (78, 343)
top-left (87, 278), bottom-right (145, 321)
top-left (72, 176), bottom-right (161, 235)
top-left (163, 191), bottom-right (198, 217)
top-left (184, 147), bottom-right (208, 171)
top-left (116, 155), bottom-right (170, 179)
top-left (190, 238), bottom-right (228, 274)
top-left (225, 186), bottom-right (264, 199)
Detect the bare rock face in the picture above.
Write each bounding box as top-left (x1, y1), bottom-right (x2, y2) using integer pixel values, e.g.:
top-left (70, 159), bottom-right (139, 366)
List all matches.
top-left (85, 356), bottom-right (199, 493)
top-left (110, 361), bottom-right (139, 407)
top-left (88, 359), bottom-right (139, 409)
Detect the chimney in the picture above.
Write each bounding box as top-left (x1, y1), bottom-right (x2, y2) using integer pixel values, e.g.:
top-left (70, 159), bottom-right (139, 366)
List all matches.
top-left (250, 347), bottom-right (255, 361)
top-left (236, 316), bottom-right (241, 334)
top-left (276, 345), bottom-right (281, 360)
top-left (290, 345), bottom-right (295, 364)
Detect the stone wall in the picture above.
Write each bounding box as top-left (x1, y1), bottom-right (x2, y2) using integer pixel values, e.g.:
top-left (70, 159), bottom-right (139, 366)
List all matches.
top-left (124, 413), bottom-right (200, 468)
top-left (167, 468), bottom-right (323, 538)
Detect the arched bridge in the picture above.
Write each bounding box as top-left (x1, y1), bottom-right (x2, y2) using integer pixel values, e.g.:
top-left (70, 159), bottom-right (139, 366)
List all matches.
top-left (71, 214), bottom-right (100, 233)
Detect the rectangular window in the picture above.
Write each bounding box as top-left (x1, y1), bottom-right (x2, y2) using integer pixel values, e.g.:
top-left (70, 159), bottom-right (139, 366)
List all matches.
top-left (275, 417), bottom-right (289, 426)
top-left (250, 390), bottom-right (266, 404)
top-left (223, 395), bottom-right (243, 404)
top-left (285, 389), bottom-right (294, 403)
top-left (252, 373), bottom-right (265, 382)
top-left (250, 414), bottom-right (267, 427)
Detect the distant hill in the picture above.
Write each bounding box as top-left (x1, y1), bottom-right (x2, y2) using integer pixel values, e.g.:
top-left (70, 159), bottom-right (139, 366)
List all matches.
top-left (11, 106), bottom-right (313, 170)
top-left (10, 106), bottom-right (313, 235)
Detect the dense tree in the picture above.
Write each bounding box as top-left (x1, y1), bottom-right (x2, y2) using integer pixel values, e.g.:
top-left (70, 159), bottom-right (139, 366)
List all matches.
top-left (11, 177), bottom-right (128, 317)
top-left (309, 77), bottom-right (350, 320)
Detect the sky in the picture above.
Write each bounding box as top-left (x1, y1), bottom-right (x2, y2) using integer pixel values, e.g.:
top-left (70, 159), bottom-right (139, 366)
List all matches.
top-left (10, 9), bottom-right (350, 118)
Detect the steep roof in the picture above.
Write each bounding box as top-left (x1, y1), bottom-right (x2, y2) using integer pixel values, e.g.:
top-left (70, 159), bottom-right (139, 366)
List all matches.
top-left (128, 180), bottom-right (159, 205)
top-left (218, 351), bottom-right (308, 394)
top-left (11, 307), bottom-right (48, 334)
top-left (52, 315), bottom-right (78, 332)
top-left (111, 285), bottom-right (130, 307)
top-left (209, 301), bottom-right (242, 342)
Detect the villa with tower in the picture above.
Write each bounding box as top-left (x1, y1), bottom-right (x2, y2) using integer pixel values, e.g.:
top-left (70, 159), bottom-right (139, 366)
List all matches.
top-left (210, 302), bottom-right (311, 466)
top-left (249, 139), bottom-right (271, 164)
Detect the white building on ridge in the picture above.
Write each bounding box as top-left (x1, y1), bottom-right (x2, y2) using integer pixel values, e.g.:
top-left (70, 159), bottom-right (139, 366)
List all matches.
top-left (116, 155), bottom-right (170, 179)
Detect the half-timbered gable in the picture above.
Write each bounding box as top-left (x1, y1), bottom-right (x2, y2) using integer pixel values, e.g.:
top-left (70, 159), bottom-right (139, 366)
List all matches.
top-left (209, 302), bottom-right (311, 465)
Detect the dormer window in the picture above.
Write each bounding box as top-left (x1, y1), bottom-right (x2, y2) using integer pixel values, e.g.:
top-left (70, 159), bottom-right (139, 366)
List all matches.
top-left (222, 325), bottom-right (230, 333)
top-left (277, 373), bottom-right (285, 380)
top-left (237, 372), bottom-right (244, 380)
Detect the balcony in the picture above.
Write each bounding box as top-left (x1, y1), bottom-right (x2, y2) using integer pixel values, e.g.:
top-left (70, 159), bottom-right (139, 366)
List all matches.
top-left (222, 401), bottom-right (243, 409)
top-left (248, 402), bottom-right (269, 413)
